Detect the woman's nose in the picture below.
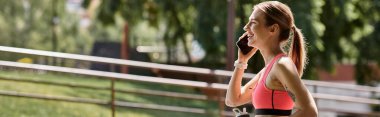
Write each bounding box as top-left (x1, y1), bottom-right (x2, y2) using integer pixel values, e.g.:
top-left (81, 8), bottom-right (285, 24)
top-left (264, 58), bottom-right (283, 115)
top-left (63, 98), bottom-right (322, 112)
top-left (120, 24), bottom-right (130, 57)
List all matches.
top-left (243, 25), bottom-right (248, 31)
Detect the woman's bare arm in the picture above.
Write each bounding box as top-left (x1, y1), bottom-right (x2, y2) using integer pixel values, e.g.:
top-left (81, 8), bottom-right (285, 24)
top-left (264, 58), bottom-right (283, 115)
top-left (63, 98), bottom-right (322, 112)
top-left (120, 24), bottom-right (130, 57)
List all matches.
top-left (225, 32), bottom-right (259, 107)
top-left (225, 68), bottom-right (261, 107)
top-left (273, 58), bottom-right (318, 117)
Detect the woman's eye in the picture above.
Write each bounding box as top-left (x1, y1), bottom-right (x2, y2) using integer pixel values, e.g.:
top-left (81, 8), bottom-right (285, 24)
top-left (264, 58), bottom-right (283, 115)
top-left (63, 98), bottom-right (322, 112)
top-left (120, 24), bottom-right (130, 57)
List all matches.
top-left (248, 22), bottom-right (254, 26)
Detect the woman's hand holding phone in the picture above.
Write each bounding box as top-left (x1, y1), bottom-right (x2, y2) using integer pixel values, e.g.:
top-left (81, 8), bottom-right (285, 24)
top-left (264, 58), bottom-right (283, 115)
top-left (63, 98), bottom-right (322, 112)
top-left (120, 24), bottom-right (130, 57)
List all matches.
top-left (236, 32), bottom-right (258, 63)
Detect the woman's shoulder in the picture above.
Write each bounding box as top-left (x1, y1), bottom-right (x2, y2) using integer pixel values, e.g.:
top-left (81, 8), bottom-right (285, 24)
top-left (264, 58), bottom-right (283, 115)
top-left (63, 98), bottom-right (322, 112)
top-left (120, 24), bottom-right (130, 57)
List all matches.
top-left (272, 56), bottom-right (299, 77)
top-left (277, 56), bottom-right (294, 66)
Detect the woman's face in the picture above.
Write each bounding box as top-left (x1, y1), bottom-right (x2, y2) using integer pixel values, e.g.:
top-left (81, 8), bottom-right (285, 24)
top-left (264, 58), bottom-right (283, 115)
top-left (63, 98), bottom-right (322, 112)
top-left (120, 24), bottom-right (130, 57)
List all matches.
top-left (244, 9), bottom-right (271, 48)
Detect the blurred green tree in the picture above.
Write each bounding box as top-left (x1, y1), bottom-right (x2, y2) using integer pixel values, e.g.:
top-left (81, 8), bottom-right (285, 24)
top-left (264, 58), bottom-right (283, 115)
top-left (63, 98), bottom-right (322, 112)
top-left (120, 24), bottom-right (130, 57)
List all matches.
top-left (307, 0), bottom-right (380, 84)
top-left (1, 0), bottom-right (379, 84)
top-left (83, 0), bottom-right (380, 85)
top-left (0, 0), bottom-right (93, 66)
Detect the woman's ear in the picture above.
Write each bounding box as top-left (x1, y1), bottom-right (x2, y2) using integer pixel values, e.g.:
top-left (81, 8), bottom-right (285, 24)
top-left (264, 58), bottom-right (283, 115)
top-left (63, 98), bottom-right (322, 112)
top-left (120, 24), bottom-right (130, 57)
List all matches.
top-left (269, 24), bottom-right (280, 33)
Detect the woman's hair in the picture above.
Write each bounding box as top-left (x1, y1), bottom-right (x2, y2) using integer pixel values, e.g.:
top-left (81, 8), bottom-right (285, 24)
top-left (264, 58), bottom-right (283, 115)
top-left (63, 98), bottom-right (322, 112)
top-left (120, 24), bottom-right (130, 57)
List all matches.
top-left (254, 1), bottom-right (307, 76)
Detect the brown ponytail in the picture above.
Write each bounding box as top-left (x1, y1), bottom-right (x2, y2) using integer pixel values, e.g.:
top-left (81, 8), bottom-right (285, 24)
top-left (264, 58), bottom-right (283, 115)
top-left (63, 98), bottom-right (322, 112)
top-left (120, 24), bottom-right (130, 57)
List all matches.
top-left (289, 26), bottom-right (307, 76)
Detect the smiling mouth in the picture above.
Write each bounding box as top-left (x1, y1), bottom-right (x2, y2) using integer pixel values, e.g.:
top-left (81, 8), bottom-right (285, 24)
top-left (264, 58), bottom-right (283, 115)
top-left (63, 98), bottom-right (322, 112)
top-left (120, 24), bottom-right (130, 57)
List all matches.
top-left (247, 35), bottom-right (253, 40)
top-left (247, 33), bottom-right (254, 37)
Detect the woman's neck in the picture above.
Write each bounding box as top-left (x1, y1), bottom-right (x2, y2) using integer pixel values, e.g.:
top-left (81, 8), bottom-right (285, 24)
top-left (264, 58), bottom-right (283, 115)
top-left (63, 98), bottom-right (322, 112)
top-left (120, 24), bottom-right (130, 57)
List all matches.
top-left (260, 45), bottom-right (283, 66)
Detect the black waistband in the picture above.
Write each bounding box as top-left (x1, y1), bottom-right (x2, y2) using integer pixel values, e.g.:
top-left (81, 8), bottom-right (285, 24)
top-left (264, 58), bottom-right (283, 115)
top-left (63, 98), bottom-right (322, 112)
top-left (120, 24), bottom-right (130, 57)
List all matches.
top-left (255, 109), bottom-right (292, 116)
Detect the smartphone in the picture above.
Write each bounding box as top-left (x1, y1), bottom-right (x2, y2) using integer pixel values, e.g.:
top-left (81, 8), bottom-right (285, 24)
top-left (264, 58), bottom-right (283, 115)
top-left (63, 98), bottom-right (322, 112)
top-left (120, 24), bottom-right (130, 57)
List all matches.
top-left (236, 35), bottom-right (254, 55)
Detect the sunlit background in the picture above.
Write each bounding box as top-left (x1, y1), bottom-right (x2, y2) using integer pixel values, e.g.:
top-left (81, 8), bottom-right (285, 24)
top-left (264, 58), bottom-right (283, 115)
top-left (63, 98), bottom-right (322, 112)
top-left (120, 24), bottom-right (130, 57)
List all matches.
top-left (0, 0), bottom-right (379, 117)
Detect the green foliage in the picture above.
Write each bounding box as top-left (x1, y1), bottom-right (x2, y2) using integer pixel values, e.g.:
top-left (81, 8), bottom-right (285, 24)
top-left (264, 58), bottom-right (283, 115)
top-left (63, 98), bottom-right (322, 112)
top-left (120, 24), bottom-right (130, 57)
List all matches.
top-left (1, 0), bottom-right (380, 84)
top-left (0, 0), bottom-right (93, 63)
top-left (315, 0), bottom-right (380, 84)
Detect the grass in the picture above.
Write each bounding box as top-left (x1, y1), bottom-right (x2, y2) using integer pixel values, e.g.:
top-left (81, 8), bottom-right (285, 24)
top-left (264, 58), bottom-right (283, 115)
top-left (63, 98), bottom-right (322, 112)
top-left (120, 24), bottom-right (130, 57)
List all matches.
top-left (0, 70), bottom-right (220, 117)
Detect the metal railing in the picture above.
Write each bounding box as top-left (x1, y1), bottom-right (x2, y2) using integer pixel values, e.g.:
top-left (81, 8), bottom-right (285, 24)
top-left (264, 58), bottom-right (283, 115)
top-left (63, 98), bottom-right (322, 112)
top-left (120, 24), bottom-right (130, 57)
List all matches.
top-left (1, 61), bottom-right (379, 116)
top-left (0, 46), bottom-right (379, 116)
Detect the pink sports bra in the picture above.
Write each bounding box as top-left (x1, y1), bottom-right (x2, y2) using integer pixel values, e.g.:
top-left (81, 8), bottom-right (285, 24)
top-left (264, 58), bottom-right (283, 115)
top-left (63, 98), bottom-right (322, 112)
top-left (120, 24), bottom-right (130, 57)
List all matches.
top-left (252, 53), bottom-right (294, 116)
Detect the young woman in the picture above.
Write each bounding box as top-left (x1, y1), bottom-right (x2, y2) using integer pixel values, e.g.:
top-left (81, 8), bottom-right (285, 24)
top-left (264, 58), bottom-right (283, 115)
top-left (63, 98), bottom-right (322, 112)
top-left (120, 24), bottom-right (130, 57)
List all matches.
top-left (225, 1), bottom-right (318, 117)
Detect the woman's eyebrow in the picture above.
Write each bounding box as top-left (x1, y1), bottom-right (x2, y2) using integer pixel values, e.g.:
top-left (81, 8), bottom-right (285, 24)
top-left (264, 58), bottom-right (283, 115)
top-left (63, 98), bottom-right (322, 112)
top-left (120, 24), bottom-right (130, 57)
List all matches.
top-left (250, 18), bottom-right (258, 22)
top-left (249, 16), bottom-right (258, 21)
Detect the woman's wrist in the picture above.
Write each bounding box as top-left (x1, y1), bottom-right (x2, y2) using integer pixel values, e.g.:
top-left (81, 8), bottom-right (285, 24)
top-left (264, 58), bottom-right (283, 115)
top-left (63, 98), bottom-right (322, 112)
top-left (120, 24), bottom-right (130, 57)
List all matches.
top-left (234, 60), bottom-right (248, 69)
top-left (236, 59), bottom-right (248, 64)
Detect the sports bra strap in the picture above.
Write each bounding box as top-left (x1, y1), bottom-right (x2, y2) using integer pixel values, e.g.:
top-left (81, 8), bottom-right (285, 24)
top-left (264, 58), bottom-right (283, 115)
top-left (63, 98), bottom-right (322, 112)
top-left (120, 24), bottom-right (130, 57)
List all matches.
top-left (262, 53), bottom-right (286, 83)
